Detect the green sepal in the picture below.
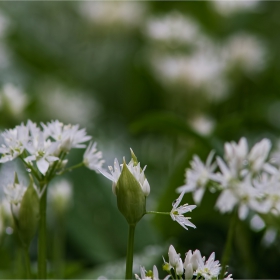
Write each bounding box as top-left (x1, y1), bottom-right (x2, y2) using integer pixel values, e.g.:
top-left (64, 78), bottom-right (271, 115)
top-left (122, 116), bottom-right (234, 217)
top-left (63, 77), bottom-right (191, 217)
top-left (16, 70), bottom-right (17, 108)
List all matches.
top-left (116, 162), bottom-right (146, 225)
top-left (130, 148), bottom-right (138, 166)
top-left (17, 179), bottom-right (39, 247)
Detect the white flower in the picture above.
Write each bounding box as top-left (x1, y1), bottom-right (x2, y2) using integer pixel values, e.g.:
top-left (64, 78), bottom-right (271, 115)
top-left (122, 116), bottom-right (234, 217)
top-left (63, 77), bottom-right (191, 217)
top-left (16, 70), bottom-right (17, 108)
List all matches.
top-left (0, 123), bottom-right (29, 162)
top-left (42, 120), bottom-right (91, 153)
top-left (83, 142), bottom-right (105, 172)
top-left (49, 179), bottom-right (73, 215)
top-left (100, 149), bottom-right (150, 196)
top-left (177, 151), bottom-right (216, 204)
top-left (175, 258), bottom-right (184, 276)
top-left (168, 245), bottom-right (180, 267)
top-left (24, 132), bottom-right (59, 175)
top-left (195, 252), bottom-right (221, 280)
top-left (4, 183), bottom-right (27, 205)
top-left (170, 191), bottom-right (196, 230)
top-left (135, 265), bottom-right (166, 280)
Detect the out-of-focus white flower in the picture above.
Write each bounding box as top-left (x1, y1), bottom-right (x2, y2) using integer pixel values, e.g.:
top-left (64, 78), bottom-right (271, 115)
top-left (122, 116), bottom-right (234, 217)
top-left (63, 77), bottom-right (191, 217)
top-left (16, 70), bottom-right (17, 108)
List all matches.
top-left (42, 120), bottom-right (91, 153)
top-left (262, 228), bottom-right (277, 247)
top-left (49, 179), bottom-right (73, 215)
top-left (4, 182), bottom-right (27, 205)
top-left (83, 142), bottom-right (104, 172)
top-left (145, 12), bottom-right (199, 45)
top-left (80, 1), bottom-right (146, 29)
top-left (100, 149), bottom-right (150, 196)
top-left (170, 191), bottom-right (196, 230)
top-left (0, 84), bottom-right (29, 116)
top-left (212, 0), bottom-right (260, 16)
top-left (195, 252), bottom-right (221, 280)
top-left (223, 33), bottom-right (266, 74)
top-left (24, 132), bottom-right (59, 175)
top-left (177, 151), bottom-right (216, 204)
top-left (250, 214), bottom-right (265, 231)
top-left (189, 115), bottom-right (216, 136)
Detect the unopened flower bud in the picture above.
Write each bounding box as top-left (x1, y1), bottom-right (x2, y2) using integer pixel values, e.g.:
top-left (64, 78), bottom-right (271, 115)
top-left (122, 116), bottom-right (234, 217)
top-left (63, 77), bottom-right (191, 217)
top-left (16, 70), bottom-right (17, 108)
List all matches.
top-left (116, 161), bottom-right (146, 225)
top-left (168, 245), bottom-right (179, 267)
top-left (176, 258), bottom-right (184, 276)
top-left (184, 263), bottom-right (193, 279)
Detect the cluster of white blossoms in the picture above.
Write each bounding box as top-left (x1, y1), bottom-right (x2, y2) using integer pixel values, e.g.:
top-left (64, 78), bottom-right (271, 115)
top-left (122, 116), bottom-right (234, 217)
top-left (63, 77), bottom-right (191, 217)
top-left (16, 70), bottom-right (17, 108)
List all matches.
top-left (178, 137), bottom-right (280, 223)
top-left (0, 120), bottom-right (104, 176)
top-left (136, 245), bottom-right (232, 280)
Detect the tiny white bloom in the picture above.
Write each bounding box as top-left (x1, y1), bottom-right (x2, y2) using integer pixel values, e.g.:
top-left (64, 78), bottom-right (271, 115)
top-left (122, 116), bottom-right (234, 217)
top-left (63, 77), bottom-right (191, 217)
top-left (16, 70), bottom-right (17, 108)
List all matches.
top-left (168, 245), bottom-right (180, 267)
top-left (195, 252), bottom-right (221, 280)
top-left (177, 151), bottom-right (216, 204)
top-left (170, 191), bottom-right (196, 230)
top-left (83, 142), bottom-right (105, 172)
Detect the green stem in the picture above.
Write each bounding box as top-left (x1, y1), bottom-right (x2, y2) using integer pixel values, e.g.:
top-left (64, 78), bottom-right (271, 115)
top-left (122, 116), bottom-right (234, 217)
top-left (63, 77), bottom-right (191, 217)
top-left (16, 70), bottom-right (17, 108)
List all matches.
top-left (146, 211), bottom-right (170, 215)
top-left (58, 162), bottom-right (84, 176)
top-left (38, 181), bottom-right (48, 279)
top-left (125, 224), bottom-right (136, 280)
top-left (221, 212), bottom-right (237, 278)
top-left (23, 246), bottom-right (31, 279)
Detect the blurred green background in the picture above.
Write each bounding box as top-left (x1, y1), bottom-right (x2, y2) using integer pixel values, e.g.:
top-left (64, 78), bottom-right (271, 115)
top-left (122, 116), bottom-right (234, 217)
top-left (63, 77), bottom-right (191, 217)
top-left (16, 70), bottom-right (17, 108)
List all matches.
top-left (0, 1), bottom-right (280, 278)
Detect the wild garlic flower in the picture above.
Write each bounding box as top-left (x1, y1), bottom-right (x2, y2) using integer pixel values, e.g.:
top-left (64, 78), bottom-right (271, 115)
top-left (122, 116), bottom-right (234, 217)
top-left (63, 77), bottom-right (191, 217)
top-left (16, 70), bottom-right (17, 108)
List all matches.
top-left (42, 120), bottom-right (92, 153)
top-left (177, 151), bottom-right (216, 204)
top-left (170, 192), bottom-right (196, 230)
top-left (194, 252), bottom-right (221, 280)
top-left (83, 142), bottom-right (105, 172)
top-left (161, 246), bottom-right (231, 280)
top-left (0, 123), bottom-right (29, 162)
top-left (178, 137), bottom-right (280, 223)
top-left (0, 120), bottom-right (93, 176)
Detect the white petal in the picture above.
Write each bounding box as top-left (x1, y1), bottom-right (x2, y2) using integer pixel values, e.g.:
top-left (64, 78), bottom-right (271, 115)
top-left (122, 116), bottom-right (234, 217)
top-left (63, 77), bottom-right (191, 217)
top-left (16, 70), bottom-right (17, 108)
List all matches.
top-left (142, 179), bottom-right (150, 197)
top-left (37, 158), bottom-right (49, 175)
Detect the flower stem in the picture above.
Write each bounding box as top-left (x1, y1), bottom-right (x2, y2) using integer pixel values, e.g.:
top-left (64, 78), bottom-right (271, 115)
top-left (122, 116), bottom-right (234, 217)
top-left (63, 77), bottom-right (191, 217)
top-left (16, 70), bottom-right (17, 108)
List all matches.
top-left (221, 212), bottom-right (237, 278)
top-left (23, 246), bottom-right (31, 279)
top-left (146, 211), bottom-right (170, 215)
top-left (125, 224), bottom-right (136, 280)
top-left (58, 162), bottom-right (84, 176)
top-left (38, 182), bottom-right (47, 279)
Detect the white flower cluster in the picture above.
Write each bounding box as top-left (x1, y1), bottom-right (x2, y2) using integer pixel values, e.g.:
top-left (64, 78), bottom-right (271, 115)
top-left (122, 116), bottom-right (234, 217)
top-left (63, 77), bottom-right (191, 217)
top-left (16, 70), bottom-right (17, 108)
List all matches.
top-left (146, 11), bottom-right (267, 102)
top-left (136, 245), bottom-right (232, 280)
top-left (178, 137), bottom-right (280, 222)
top-left (0, 120), bottom-right (104, 176)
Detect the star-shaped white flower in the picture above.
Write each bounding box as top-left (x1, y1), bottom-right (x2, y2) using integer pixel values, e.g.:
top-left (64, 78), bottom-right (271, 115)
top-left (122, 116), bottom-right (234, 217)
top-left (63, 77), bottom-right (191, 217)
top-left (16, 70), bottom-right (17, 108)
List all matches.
top-left (83, 142), bottom-right (105, 172)
top-left (170, 191), bottom-right (196, 230)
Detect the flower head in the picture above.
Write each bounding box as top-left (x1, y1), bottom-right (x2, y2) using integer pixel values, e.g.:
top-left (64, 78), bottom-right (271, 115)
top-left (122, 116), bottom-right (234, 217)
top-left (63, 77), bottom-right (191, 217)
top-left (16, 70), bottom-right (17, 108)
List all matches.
top-left (170, 191), bottom-right (196, 230)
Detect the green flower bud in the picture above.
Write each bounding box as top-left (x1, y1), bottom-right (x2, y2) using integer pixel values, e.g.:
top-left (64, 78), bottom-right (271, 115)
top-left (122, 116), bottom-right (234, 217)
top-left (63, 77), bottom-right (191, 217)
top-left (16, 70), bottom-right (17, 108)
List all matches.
top-left (15, 177), bottom-right (39, 247)
top-left (116, 161), bottom-right (146, 225)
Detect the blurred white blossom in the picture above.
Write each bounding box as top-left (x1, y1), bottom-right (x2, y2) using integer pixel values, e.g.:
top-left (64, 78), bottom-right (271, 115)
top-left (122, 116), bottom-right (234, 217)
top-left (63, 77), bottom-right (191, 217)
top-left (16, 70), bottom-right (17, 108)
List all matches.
top-left (212, 0), bottom-right (260, 16)
top-left (223, 33), bottom-right (267, 74)
top-left (80, 2), bottom-right (146, 29)
top-left (145, 12), bottom-right (199, 46)
top-left (83, 142), bottom-right (105, 173)
top-left (49, 179), bottom-right (73, 215)
top-left (0, 84), bottom-right (29, 116)
top-left (189, 115), bottom-right (216, 136)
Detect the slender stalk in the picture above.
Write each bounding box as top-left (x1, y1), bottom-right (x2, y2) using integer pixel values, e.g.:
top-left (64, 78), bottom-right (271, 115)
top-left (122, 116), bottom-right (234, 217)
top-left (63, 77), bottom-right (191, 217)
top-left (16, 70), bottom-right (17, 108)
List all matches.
top-left (53, 215), bottom-right (65, 279)
top-left (125, 224), bottom-right (136, 280)
top-left (23, 246), bottom-right (31, 279)
top-left (221, 212), bottom-right (237, 278)
top-left (38, 181), bottom-right (48, 279)
top-left (58, 162), bottom-right (84, 176)
top-left (146, 211), bottom-right (170, 215)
